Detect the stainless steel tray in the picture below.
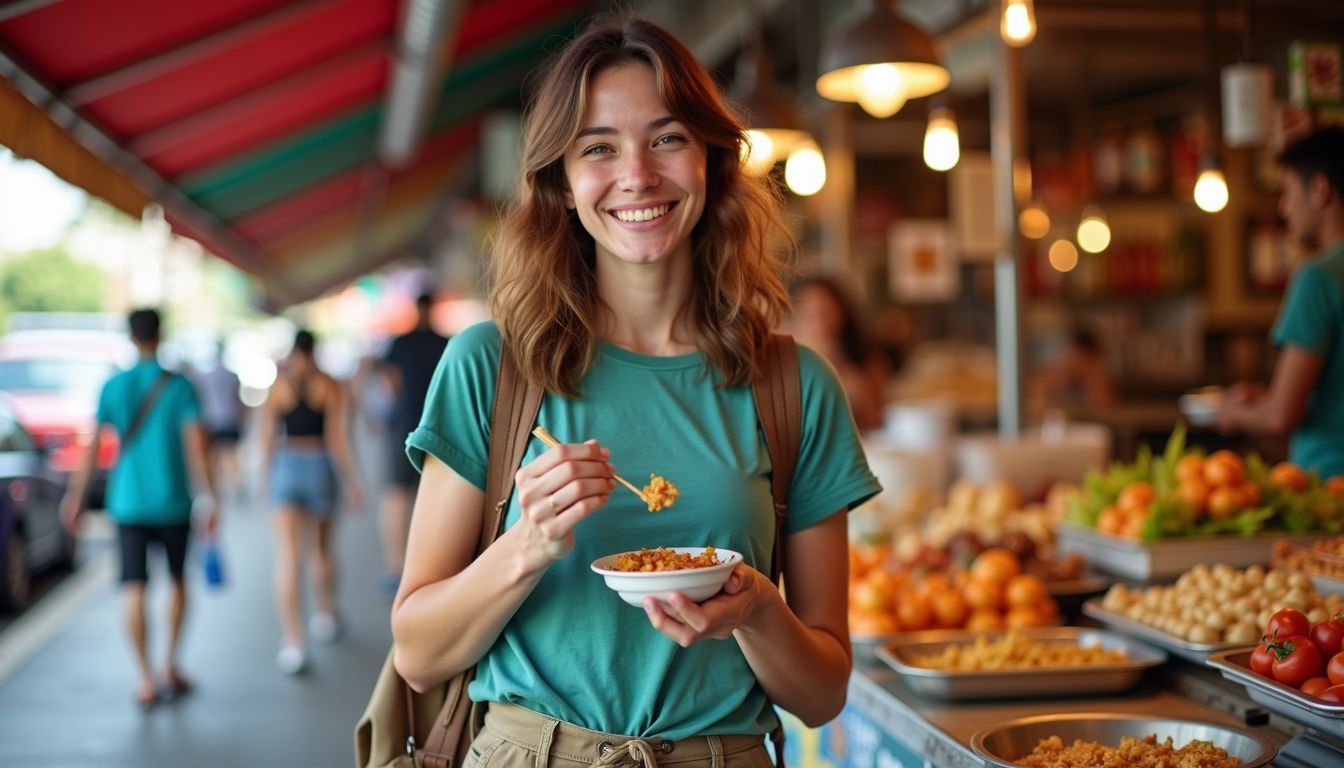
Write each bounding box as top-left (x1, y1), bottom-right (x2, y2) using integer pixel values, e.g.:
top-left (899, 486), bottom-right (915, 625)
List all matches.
top-left (1057, 522), bottom-right (1329, 581)
top-left (1044, 574), bottom-right (1110, 598)
top-left (1207, 648), bottom-right (1344, 740)
top-left (875, 627), bottom-right (1166, 701)
top-left (1082, 598), bottom-right (1249, 663)
top-left (970, 712), bottom-right (1277, 768)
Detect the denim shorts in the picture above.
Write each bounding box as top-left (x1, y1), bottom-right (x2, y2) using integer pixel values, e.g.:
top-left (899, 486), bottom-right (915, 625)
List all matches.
top-left (269, 449), bottom-right (337, 516)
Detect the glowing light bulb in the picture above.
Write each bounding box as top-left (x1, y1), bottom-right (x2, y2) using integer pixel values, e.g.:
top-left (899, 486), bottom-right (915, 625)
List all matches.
top-left (923, 108), bottom-right (960, 171)
top-left (1194, 167), bottom-right (1229, 212)
top-left (1076, 207), bottom-right (1111, 253)
top-left (785, 145), bottom-right (826, 196)
top-left (1001, 0), bottom-right (1036, 47)
top-left (1048, 239), bottom-right (1079, 272)
top-left (1019, 205), bottom-right (1050, 239)
top-left (741, 130), bottom-right (776, 176)
top-left (855, 64), bottom-right (907, 118)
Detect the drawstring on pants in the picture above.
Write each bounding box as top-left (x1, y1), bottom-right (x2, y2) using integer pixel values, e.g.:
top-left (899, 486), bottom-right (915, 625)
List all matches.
top-left (592, 738), bottom-right (660, 767)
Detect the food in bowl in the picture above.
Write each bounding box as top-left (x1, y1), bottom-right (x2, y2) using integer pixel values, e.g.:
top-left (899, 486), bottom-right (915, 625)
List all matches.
top-left (613, 546), bottom-right (720, 572)
top-left (591, 547), bottom-right (743, 607)
top-left (1018, 734), bottom-right (1237, 768)
top-left (642, 474), bottom-right (680, 512)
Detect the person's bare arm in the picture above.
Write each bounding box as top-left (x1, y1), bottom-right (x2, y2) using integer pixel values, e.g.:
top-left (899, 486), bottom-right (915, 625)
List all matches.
top-left (392, 444), bottom-right (614, 692)
top-left (182, 421), bottom-right (218, 534)
top-left (1218, 345), bottom-right (1322, 434)
top-left (644, 511), bottom-right (852, 726)
top-left (59, 428), bottom-right (102, 532)
top-left (322, 376), bottom-right (363, 509)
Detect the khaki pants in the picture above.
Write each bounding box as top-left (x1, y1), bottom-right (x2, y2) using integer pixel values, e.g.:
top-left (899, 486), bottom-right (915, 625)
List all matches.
top-left (464, 702), bottom-right (773, 768)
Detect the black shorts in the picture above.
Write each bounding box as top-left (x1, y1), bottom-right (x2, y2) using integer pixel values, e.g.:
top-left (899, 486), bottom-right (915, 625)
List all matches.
top-left (117, 523), bottom-right (192, 584)
top-left (208, 427), bottom-right (241, 445)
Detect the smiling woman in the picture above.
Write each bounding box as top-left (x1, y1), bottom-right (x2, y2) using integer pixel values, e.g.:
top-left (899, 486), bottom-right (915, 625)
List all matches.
top-left (391, 16), bottom-right (881, 768)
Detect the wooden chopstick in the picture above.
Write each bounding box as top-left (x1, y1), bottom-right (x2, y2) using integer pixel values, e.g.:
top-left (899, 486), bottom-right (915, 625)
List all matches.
top-left (531, 426), bottom-right (651, 505)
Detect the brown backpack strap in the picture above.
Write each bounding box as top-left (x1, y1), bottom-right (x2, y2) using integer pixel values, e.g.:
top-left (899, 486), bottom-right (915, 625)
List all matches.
top-left (752, 333), bottom-right (801, 585)
top-left (417, 346), bottom-right (543, 767)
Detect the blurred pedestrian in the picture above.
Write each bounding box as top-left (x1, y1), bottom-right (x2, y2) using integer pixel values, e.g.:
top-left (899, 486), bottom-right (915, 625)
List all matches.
top-left (191, 340), bottom-right (245, 506)
top-left (787, 275), bottom-right (889, 431)
top-left (1030, 328), bottom-right (1116, 410)
top-left (60, 308), bottom-right (218, 710)
top-left (1218, 126), bottom-right (1344, 478)
top-left (376, 293), bottom-right (448, 598)
top-left (257, 329), bottom-right (363, 674)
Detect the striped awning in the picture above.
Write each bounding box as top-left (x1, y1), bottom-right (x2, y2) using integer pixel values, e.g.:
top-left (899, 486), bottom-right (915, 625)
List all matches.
top-left (0, 0), bottom-right (591, 307)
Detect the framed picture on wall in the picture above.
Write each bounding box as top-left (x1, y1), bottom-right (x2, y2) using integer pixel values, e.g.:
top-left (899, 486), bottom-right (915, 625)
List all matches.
top-left (889, 219), bottom-right (958, 302)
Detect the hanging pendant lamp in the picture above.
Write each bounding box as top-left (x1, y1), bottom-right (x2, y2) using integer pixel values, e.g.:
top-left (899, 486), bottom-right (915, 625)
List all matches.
top-left (733, 37), bottom-right (814, 176)
top-left (816, 0), bottom-right (950, 118)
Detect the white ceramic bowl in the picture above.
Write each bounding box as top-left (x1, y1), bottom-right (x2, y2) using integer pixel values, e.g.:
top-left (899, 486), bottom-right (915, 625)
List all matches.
top-left (591, 547), bottom-right (743, 607)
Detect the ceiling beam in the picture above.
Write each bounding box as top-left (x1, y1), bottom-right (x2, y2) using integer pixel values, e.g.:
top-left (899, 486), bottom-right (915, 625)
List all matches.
top-left (0, 0), bottom-right (63, 24)
top-left (0, 49), bottom-right (304, 303)
top-left (378, 0), bottom-right (469, 167)
top-left (63, 0), bottom-right (340, 107)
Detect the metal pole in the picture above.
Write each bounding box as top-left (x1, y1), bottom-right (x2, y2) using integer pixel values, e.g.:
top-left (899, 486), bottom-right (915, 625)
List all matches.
top-left (990, 33), bottom-right (1027, 438)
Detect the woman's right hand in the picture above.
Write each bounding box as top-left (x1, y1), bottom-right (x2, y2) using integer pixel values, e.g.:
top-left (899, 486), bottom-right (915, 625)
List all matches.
top-left (513, 439), bottom-right (615, 566)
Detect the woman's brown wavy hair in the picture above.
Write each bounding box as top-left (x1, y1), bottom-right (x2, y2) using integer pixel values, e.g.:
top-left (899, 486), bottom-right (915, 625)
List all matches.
top-left (488, 17), bottom-right (794, 397)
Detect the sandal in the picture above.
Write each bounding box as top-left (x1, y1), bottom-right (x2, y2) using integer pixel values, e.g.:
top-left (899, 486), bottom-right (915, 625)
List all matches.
top-left (157, 672), bottom-right (193, 701)
top-left (135, 685), bottom-right (159, 711)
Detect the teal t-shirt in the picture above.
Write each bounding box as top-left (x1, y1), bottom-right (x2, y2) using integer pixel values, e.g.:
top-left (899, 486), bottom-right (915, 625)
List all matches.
top-left (1272, 243), bottom-right (1344, 479)
top-left (95, 360), bottom-right (201, 525)
top-left (406, 321), bottom-right (880, 739)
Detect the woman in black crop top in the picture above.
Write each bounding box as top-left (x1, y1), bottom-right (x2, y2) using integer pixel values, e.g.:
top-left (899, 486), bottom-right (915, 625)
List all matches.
top-left (257, 329), bottom-right (363, 674)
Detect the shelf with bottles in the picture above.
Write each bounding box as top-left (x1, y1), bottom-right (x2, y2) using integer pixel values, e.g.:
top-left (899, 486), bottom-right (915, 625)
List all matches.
top-left (1023, 228), bottom-right (1204, 302)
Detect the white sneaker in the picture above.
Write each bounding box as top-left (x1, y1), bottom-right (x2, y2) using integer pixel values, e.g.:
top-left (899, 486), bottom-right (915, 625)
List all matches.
top-left (276, 644), bottom-right (307, 675)
top-left (309, 612), bottom-right (340, 644)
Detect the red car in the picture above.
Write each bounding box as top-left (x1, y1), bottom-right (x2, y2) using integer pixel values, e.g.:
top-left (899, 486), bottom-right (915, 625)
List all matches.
top-left (0, 330), bottom-right (135, 507)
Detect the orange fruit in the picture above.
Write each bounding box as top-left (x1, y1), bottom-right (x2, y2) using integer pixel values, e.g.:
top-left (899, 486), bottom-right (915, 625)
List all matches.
top-left (1269, 463), bottom-right (1309, 493)
top-left (850, 609), bottom-right (900, 635)
top-left (848, 547), bottom-right (866, 580)
top-left (971, 548), bottom-right (1022, 583)
top-left (1005, 573), bottom-right (1050, 608)
top-left (1178, 477), bottom-right (1210, 515)
top-left (1120, 514), bottom-right (1145, 539)
top-left (1328, 477), bottom-right (1344, 498)
top-left (1208, 486), bottom-right (1244, 520)
top-left (1005, 605), bottom-right (1048, 629)
top-left (962, 577), bottom-right (1004, 612)
top-left (851, 573), bottom-right (895, 613)
top-left (1098, 505), bottom-right (1124, 534)
top-left (1176, 455), bottom-right (1206, 484)
top-left (1117, 482), bottom-right (1157, 512)
top-left (1204, 456), bottom-right (1245, 488)
top-left (965, 608), bottom-right (1005, 633)
top-left (895, 592), bottom-right (933, 632)
top-left (929, 589), bottom-right (970, 628)
top-left (1239, 482), bottom-right (1263, 508)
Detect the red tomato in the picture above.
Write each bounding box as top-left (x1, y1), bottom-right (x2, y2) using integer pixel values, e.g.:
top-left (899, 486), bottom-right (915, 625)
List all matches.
top-left (1272, 635), bottom-right (1324, 688)
top-left (1328, 651), bottom-right (1344, 686)
top-left (1251, 641), bottom-right (1276, 677)
top-left (1312, 618), bottom-right (1344, 659)
top-left (1269, 608), bottom-right (1312, 640)
top-left (1302, 677), bottom-right (1333, 697)
top-left (1320, 685), bottom-right (1344, 704)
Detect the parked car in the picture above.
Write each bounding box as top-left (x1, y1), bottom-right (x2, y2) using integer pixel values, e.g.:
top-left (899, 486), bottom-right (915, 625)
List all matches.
top-left (0, 329), bottom-right (134, 507)
top-left (0, 395), bottom-right (73, 612)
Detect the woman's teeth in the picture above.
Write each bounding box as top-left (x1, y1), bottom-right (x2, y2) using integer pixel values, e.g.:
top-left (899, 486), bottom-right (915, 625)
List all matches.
top-left (613, 204), bottom-right (670, 222)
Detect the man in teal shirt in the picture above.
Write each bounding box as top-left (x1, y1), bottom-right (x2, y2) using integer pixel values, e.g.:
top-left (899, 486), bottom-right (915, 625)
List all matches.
top-left (1218, 127), bottom-right (1344, 479)
top-left (61, 309), bottom-right (218, 709)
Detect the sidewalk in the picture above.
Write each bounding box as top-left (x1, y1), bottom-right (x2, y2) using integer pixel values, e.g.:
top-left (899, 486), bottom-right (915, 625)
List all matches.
top-left (0, 455), bottom-right (395, 766)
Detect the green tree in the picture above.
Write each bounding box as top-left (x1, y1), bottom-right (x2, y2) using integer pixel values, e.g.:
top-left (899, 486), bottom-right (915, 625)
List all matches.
top-left (0, 247), bottom-right (105, 324)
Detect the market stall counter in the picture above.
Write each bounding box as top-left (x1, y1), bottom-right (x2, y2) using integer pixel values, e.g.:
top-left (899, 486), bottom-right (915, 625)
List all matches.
top-left (783, 655), bottom-right (1344, 768)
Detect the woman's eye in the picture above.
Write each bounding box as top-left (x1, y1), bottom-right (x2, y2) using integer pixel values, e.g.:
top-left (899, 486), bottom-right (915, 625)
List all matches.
top-left (581, 144), bottom-right (611, 156)
top-left (655, 133), bottom-right (688, 147)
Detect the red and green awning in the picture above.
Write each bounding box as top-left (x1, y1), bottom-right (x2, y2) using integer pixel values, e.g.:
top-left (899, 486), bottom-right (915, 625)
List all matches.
top-left (0, 0), bottom-right (591, 306)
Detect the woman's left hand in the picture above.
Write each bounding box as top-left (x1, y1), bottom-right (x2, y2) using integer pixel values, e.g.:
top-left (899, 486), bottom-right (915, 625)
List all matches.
top-left (641, 564), bottom-right (775, 646)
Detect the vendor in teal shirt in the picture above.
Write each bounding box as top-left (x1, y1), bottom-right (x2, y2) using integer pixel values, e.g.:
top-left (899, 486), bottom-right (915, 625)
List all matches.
top-left (1219, 126), bottom-right (1344, 480)
top-left (390, 18), bottom-right (880, 766)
